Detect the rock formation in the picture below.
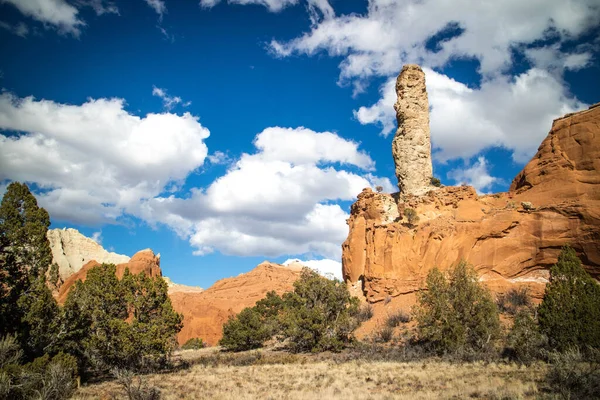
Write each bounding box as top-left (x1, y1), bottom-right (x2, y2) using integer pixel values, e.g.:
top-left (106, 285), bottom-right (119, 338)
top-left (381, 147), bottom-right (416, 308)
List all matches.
top-left (48, 228), bottom-right (130, 281)
top-left (170, 261), bottom-right (301, 346)
top-left (57, 248), bottom-right (162, 303)
top-left (392, 64), bottom-right (433, 196)
top-left (343, 100), bottom-right (600, 303)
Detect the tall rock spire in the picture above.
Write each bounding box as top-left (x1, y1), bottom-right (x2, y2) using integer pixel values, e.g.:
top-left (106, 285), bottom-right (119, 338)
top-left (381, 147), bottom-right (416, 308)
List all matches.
top-left (392, 64), bottom-right (433, 195)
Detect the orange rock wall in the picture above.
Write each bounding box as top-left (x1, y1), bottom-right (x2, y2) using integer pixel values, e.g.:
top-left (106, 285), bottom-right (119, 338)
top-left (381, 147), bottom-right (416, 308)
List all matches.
top-left (342, 104), bottom-right (600, 303)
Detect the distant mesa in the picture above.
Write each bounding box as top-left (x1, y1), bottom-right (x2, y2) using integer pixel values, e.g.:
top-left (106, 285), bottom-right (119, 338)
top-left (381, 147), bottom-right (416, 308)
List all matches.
top-left (342, 65), bottom-right (600, 309)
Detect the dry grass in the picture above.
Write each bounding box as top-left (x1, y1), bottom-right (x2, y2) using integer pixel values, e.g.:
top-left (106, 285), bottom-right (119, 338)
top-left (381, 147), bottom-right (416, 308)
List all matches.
top-left (73, 348), bottom-right (546, 400)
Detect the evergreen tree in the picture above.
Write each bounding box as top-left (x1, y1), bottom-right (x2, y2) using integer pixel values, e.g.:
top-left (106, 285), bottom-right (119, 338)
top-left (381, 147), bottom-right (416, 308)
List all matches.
top-left (61, 264), bottom-right (182, 373)
top-left (0, 182), bottom-right (57, 358)
top-left (538, 246), bottom-right (600, 350)
top-left (414, 261), bottom-right (500, 354)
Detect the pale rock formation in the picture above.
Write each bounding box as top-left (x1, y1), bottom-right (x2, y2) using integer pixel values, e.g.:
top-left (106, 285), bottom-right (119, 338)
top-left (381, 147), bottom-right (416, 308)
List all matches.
top-left (392, 64), bottom-right (434, 196)
top-left (48, 228), bottom-right (130, 281)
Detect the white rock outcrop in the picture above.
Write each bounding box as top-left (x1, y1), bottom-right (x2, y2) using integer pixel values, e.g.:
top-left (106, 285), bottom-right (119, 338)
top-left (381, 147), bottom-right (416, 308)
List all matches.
top-left (392, 64), bottom-right (434, 196)
top-left (48, 228), bottom-right (130, 280)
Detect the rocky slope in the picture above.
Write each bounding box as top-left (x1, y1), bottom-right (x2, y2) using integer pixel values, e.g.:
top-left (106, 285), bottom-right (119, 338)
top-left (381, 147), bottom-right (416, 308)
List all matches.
top-left (170, 262), bottom-right (302, 346)
top-left (48, 228), bottom-right (130, 281)
top-left (343, 102), bottom-right (600, 303)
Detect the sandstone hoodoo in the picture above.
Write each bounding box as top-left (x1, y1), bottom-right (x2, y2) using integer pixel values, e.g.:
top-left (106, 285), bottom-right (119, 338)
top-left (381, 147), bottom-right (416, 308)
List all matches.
top-left (392, 64), bottom-right (434, 196)
top-left (342, 65), bottom-right (600, 305)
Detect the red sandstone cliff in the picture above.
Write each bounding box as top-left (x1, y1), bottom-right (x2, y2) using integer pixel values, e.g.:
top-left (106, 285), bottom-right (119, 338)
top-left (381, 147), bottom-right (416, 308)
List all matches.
top-left (342, 103), bottom-right (600, 303)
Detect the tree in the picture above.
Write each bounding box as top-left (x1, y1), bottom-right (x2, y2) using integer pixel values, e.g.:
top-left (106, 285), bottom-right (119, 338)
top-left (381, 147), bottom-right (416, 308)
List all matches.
top-left (280, 269), bottom-right (359, 352)
top-left (403, 208), bottom-right (419, 226)
top-left (538, 246), bottom-right (600, 351)
top-left (61, 264), bottom-right (182, 373)
top-left (220, 270), bottom-right (360, 353)
top-left (0, 182), bottom-right (58, 360)
top-left (414, 262), bottom-right (500, 355)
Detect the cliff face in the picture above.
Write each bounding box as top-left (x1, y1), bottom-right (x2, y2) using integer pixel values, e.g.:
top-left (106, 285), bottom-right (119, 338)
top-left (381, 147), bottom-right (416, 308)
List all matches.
top-left (342, 103), bottom-right (600, 302)
top-left (48, 228), bottom-right (130, 281)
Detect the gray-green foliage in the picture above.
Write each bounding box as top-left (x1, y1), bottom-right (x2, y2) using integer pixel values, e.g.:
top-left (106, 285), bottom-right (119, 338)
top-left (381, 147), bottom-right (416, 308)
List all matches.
top-left (281, 269), bottom-right (359, 352)
top-left (506, 310), bottom-right (547, 364)
top-left (538, 246), bottom-right (600, 351)
top-left (545, 348), bottom-right (600, 400)
top-left (61, 264), bottom-right (182, 373)
top-left (0, 337), bottom-right (77, 400)
top-left (414, 261), bottom-right (500, 355)
top-left (220, 269), bottom-right (359, 353)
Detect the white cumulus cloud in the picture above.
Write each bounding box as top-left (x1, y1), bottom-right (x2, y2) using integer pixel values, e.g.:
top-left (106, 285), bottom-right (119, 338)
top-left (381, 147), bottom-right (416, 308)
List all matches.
top-left (0, 92), bottom-right (210, 224)
top-left (138, 126), bottom-right (392, 259)
top-left (446, 157), bottom-right (499, 194)
top-left (355, 68), bottom-right (587, 163)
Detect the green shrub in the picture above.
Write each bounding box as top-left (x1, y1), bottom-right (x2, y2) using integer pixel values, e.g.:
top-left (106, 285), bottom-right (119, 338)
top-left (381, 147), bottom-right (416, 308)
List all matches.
top-left (430, 177), bottom-right (442, 187)
top-left (386, 310), bottom-right (410, 327)
top-left (497, 287), bottom-right (531, 315)
top-left (545, 348), bottom-right (600, 399)
top-left (220, 308), bottom-right (273, 352)
top-left (506, 310), bottom-right (547, 364)
top-left (220, 270), bottom-right (360, 353)
top-left (413, 262), bottom-right (500, 355)
top-left (181, 338), bottom-right (205, 350)
top-left (280, 269), bottom-right (359, 353)
top-left (403, 208), bottom-right (419, 225)
top-left (538, 246), bottom-right (600, 351)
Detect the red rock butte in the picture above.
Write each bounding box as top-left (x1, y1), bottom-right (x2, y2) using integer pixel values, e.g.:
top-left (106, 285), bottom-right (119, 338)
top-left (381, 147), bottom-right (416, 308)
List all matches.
top-left (342, 102), bottom-right (600, 304)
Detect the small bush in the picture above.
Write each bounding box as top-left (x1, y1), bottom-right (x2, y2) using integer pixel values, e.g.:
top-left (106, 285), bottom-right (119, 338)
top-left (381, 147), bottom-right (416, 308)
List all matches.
top-left (430, 177), bottom-right (442, 187)
top-left (413, 262), bottom-right (500, 355)
top-left (0, 335), bottom-right (22, 369)
top-left (545, 348), bottom-right (600, 399)
top-left (376, 326), bottom-right (394, 343)
top-left (220, 308), bottom-right (272, 352)
top-left (506, 310), bottom-right (547, 364)
top-left (355, 304), bottom-right (374, 322)
top-left (497, 287), bottom-right (531, 315)
top-left (375, 185), bottom-right (384, 193)
top-left (113, 369), bottom-right (161, 400)
top-left (386, 310), bottom-right (410, 327)
top-left (403, 208), bottom-right (419, 225)
top-left (181, 338), bottom-right (205, 350)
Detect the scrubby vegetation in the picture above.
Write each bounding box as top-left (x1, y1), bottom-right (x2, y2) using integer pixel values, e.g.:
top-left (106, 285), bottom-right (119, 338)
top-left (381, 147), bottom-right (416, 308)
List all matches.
top-left (220, 269), bottom-right (359, 353)
top-left (413, 261), bottom-right (500, 356)
top-left (2, 182), bottom-right (599, 399)
top-left (0, 182), bottom-right (182, 399)
top-left (403, 208), bottom-right (419, 225)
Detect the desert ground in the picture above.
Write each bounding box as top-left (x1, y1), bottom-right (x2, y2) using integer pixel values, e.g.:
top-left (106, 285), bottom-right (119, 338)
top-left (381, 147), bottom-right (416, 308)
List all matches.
top-left (73, 347), bottom-right (547, 400)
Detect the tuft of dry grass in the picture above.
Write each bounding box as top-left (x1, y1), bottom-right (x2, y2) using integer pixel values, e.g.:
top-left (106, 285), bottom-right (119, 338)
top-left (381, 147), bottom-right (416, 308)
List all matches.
top-left (72, 348), bottom-right (547, 400)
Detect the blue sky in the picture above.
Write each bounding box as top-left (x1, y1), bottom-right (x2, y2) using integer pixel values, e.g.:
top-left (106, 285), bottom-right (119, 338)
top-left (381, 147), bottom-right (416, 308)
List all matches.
top-left (1, 0), bottom-right (599, 288)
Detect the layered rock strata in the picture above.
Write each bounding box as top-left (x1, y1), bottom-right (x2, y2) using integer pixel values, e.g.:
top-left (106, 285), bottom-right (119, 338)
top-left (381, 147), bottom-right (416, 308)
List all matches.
top-left (392, 64), bottom-right (433, 196)
top-left (343, 102), bottom-right (600, 303)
